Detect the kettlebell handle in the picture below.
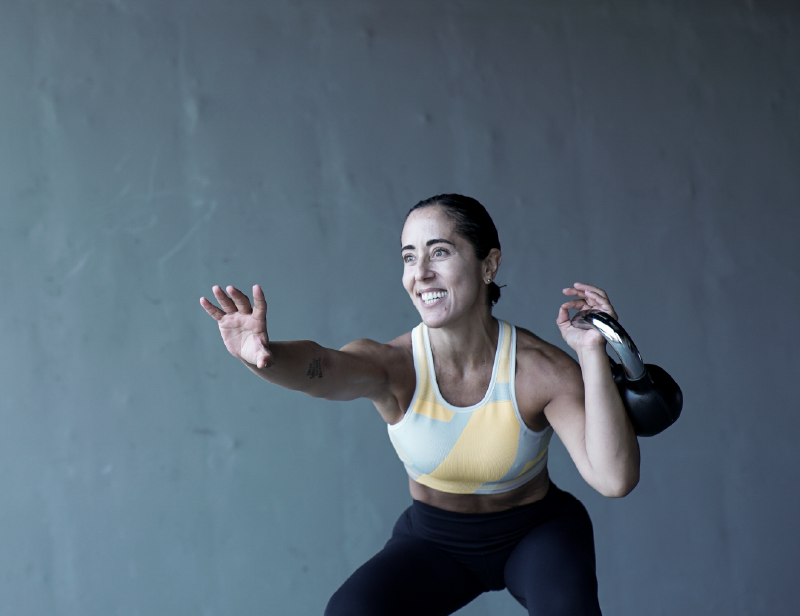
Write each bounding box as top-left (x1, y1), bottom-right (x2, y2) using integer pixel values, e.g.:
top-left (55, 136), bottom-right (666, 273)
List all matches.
top-left (570, 309), bottom-right (683, 437)
top-left (570, 310), bottom-right (646, 380)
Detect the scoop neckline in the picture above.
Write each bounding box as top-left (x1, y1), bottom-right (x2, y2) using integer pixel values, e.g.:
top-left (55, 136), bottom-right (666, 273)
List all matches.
top-left (421, 320), bottom-right (504, 413)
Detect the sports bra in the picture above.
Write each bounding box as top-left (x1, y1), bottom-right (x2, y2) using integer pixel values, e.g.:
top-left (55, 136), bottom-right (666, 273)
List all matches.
top-left (387, 320), bottom-right (553, 495)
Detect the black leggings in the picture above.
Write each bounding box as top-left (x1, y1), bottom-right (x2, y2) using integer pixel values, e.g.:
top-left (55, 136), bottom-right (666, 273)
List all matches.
top-left (325, 483), bottom-right (601, 616)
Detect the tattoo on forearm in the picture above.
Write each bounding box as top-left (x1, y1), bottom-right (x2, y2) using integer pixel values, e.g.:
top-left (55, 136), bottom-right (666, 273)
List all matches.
top-left (306, 357), bottom-right (323, 379)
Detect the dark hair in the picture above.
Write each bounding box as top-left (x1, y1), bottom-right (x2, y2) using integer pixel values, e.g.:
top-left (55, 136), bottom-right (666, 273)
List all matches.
top-left (405, 194), bottom-right (502, 306)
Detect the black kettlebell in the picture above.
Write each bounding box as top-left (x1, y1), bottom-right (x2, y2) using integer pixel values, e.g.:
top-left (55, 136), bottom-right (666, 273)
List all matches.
top-left (570, 310), bottom-right (683, 437)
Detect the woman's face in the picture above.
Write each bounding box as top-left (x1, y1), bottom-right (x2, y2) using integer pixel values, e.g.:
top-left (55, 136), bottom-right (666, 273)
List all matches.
top-left (401, 206), bottom-right (491, 328)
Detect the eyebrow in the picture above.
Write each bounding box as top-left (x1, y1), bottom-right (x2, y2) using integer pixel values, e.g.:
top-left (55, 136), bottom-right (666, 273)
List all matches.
top-left (401, 238), bottom-right (455, 252)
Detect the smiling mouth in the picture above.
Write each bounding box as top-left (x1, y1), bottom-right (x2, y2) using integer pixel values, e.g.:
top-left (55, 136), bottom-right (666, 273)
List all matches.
top-left (420, 290), bottom-right (448, 305)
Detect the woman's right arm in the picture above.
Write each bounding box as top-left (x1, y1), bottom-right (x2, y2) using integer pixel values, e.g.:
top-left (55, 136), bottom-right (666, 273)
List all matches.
top-left (199, 285), bottom-right (408, 420)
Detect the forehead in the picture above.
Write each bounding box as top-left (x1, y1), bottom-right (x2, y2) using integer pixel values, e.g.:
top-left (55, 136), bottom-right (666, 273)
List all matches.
top-left (401, 207), bottom-right (457, 244)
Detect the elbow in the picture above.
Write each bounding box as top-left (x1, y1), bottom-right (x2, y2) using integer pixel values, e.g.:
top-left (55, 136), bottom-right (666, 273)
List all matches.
top-left (602, 482), bottom-right (637, 499)
top-left (598, 470), bottom-right (639, 499)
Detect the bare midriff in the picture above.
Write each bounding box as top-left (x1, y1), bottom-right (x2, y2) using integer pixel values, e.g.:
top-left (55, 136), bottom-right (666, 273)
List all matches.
top-left (408, 466), bottom-right (551, 514)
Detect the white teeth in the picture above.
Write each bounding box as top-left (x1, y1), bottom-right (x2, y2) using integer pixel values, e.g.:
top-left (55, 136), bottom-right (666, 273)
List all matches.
top-left (421, 291), bottom-right (447, 304)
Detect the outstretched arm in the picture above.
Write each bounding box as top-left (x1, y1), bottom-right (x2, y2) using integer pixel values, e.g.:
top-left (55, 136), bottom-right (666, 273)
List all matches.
top-left (241, 338), bottom-right (398, 405)
top-left (200, 285), bottom-right (406, 415)
top-left (544, 282), bottom-right (640, 498)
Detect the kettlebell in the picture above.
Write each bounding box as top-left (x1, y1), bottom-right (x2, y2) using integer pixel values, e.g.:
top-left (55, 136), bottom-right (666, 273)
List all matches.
top-left (570, 310), bottom-right (683, 437)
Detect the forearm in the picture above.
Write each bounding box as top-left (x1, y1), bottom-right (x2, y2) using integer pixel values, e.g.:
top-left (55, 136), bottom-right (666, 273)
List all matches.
top-left (241, 340), bottom-right (339, 399)
top-left (577, 346), bottom-right (640, 497)
top-left (240, 339), bottom-right (388, 403)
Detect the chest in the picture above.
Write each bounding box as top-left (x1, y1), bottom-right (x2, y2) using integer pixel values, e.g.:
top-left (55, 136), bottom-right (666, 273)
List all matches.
top-left (432, 359), bottom-right (550, 432)
top-left (433, 362), bottom-right (494, 408)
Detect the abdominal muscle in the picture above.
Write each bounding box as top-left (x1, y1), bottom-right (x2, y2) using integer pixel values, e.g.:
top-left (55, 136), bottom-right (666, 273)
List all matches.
top-left (408, 466), bottom-right (551, 514)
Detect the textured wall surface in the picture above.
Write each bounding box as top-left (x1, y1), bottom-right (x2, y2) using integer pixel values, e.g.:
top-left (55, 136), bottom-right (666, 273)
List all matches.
top-left (1, 1), bottom-right (798, 614)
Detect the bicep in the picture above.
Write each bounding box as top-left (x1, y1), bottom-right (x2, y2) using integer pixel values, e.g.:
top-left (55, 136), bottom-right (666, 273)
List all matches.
top-left (542, 367), bottom-right (595, 484)
top-left (324, 339), bottom-right (405, 405)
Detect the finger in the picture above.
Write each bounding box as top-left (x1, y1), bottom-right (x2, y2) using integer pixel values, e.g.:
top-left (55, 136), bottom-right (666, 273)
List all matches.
top-left (582, 290), bottom-right (605, 306)
top-left (227, 285), bottom-right (253, 315)
top-left (573, 282), bottom-right (608, 299)
top-left (556, 302), bottom-right (572, 326)
top-left (212, 285), bottom-right (237, 313)
top-left (582, 289), bottom-right (616, 314)
top-left (562, 286), bottom-right (597, 303)
top-left (557, 300), bottom-right (586, 325)
top-left (252, 284), bottom-right (267, 321)
top-left (199, 296), bottom-right (226, 321)
top-left (584, 290), bottom-right (611, 306)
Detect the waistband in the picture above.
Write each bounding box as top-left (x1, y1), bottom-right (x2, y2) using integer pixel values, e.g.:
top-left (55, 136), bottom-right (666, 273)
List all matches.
top-left (401, 482), bottom-right (567, 555)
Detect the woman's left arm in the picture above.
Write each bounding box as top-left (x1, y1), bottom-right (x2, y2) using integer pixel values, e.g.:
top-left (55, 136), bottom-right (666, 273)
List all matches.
top-left (544, 282), bottom-right (640, 498)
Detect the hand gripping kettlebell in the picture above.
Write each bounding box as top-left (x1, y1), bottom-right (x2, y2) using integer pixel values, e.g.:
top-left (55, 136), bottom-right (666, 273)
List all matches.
top-left (570, 310), bottom-right (683, 437)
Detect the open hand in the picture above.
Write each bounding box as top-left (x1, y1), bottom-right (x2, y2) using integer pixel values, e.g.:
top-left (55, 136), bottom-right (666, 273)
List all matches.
top-left (557, 282), bottom-right (619, 351)
top-left (199, 284), bottom-right (273, 369)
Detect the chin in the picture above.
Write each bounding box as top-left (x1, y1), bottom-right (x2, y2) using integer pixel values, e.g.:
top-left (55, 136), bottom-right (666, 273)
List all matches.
top-left (418, 308), bottom-right (452, 329)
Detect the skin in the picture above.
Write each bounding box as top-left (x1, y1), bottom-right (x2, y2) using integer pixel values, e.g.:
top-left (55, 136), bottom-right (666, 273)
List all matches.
top-left (200, 205), bottom-right (640, 513)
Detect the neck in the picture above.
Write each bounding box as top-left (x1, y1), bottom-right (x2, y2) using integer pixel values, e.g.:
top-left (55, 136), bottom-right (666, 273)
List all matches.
top-left (426, 309), bottom-right (499, 371)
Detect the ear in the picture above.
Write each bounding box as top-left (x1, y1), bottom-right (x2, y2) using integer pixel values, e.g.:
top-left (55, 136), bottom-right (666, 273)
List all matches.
top-left (484, 248), bottom-right (502, 280)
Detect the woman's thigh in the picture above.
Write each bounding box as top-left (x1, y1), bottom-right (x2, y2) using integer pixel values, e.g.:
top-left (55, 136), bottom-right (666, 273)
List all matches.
top-left (325, 535), bottom-right (486, 616)
top-left (503, 493), bottom-right (602, 616)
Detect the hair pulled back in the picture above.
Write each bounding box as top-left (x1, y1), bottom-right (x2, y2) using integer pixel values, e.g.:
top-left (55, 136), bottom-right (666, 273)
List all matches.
top-left (406, 194), bottom-right (502, 307)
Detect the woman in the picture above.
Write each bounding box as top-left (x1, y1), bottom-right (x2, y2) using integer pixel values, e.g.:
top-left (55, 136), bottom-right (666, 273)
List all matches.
top-left (200, 194), bottom-right (640, 615)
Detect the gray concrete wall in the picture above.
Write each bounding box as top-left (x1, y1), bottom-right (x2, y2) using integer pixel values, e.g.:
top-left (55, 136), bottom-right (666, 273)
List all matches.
top-left (1, 1), bottom-right (798, 614)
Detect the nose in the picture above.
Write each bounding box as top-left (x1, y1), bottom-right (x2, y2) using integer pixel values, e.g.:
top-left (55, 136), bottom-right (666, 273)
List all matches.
top-left (415, 258), bottom-right (434, 281)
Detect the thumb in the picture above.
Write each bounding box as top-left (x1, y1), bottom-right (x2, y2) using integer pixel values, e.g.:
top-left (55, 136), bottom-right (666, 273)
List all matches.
top-left (556, 302), bottom-right (573, 327)
top-left (256, 348), bottom-right (273, 370)
top-left (256, 334), bottom-right (272, 369)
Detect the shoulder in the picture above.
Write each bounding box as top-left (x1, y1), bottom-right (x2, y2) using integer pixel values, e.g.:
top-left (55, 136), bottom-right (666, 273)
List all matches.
top-left (339, 331), bottom-right (416, 423)
top-left (337, 333), bottom-right (414, 386)
top-left (387, 330), bottom-right (413, 353)
top-left (513, 325), bottom-right (583, 406)
top-left (514, 325), bottom-right (579, 377)
top-left (340, 331), bottom-right (413, 361)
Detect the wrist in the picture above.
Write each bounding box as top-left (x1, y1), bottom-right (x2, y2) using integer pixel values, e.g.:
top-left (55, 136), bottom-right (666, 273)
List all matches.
top-left (575, 344), bottom-right (608, 363)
